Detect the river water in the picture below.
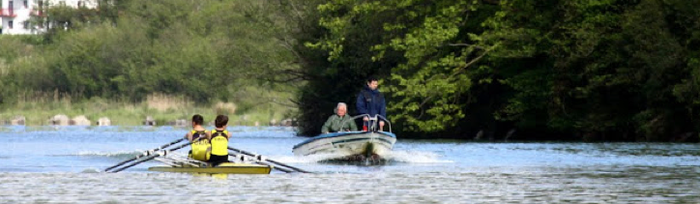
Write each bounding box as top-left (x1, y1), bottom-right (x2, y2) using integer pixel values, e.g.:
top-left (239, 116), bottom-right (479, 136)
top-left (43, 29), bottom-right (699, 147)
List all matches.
top-left (0, 126), bottom-right (699, 203)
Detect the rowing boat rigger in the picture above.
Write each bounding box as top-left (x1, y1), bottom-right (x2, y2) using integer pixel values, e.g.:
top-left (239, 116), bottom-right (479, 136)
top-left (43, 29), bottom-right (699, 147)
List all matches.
top-left (104, 138), bottom-right (310, 174)
top-left (133, 149), bottom-right (275, 175)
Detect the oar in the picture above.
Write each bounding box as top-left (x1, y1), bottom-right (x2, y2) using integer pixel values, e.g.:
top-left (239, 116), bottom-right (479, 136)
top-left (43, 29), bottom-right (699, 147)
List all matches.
top-left (110, 142), bottom-right (192, 173)
top-left (104, 138), bottom-right (186, 172)
top-left (228, 146), bottom-right (311, 173)
top-left (230, 151), bottom-right (295, 173)
top-left (263, 162), bottom-right (294, 173)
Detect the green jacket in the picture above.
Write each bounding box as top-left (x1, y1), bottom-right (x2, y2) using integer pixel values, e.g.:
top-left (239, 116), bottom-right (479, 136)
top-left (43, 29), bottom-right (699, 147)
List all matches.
top-left (321, 114), bottom-right (358, 133)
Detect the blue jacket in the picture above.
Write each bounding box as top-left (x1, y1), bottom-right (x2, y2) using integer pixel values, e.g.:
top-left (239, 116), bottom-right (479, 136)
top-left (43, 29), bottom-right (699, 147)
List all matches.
top-left (356, 86), bottom-right (386, 119)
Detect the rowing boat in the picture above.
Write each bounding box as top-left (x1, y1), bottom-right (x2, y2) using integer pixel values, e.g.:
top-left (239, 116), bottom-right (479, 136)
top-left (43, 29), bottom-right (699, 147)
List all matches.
top-left (148, 162), bottom-right (272, 174)
top-left (105, 138), bottom-right (308, 174)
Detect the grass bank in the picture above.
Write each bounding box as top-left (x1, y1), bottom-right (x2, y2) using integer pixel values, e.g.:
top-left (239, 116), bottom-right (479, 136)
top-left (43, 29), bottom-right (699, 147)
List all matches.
top-left (0, 92), bottom-right (296, 126)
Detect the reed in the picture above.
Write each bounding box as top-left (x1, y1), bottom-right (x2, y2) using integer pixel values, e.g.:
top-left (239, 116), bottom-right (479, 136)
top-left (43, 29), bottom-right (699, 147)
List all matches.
top-left (0, 59), bottom-right (8, 76)
top-left (214, 102), bottom-right (237, 115)
top-left (146, 93), bottom-right (190, 112)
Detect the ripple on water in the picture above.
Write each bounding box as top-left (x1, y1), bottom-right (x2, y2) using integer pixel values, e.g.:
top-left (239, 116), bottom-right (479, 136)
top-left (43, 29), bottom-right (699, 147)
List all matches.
top-left (0, 167), bottom-right (699, 203)
top-left (2, 130), bottom-right (700, 203)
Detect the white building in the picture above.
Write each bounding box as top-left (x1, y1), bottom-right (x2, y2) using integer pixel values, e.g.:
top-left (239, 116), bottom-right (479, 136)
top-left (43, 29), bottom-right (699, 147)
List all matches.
top-left (0, 0), bottom-right (96, 35)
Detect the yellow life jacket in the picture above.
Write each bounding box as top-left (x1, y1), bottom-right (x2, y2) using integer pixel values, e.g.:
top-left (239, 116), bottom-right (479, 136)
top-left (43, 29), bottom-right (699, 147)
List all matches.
top-left (189, 130), bottom-right (211, 161)
top-left (210, 129), bottom-right (229, 156)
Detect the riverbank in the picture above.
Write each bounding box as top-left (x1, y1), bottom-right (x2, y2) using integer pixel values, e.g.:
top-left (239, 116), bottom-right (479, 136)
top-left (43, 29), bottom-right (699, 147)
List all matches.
top-left (0, 93), bottom-right (296, 127)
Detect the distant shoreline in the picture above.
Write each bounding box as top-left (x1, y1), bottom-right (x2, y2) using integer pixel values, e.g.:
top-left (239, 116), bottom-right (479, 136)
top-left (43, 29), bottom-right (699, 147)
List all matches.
top-left (0, 95), bottom-right (296, 127)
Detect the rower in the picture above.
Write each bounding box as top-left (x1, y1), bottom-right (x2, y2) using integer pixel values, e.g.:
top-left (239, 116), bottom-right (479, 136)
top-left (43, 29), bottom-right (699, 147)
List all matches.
top-left (208, 115), bottom-right (232, 167)
top-left (185, 114), bottom-right (210, 162)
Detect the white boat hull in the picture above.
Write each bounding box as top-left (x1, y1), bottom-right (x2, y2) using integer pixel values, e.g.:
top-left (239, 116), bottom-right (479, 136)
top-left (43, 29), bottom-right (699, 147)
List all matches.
top-left (292, 131), bottom-right (397, 158)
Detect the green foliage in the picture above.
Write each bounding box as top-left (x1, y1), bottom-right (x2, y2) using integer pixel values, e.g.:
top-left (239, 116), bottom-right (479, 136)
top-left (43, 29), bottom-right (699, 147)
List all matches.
top-left (0, 0), bottom-right (299, 124)
top-left (3, 0), bottom-right (700, 141)
top-left (484, 0), bottom-right (699, 140)
top-left (296, 0), bottom-right (502, 135)
top-left (295, 0), bottom-right (700, 141)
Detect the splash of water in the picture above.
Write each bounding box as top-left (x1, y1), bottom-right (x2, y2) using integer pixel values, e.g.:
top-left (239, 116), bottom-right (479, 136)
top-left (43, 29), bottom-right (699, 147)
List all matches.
top-left (384, 150), bottom-right (453, 164)
top-left (264, 150), bottom-right (453, 165)
top-left (59, 150), bottom-right (188, 159)
top-left (66, 151), bottom-right (143, 158)
top-left (80, 168), bottom-right (101, 173)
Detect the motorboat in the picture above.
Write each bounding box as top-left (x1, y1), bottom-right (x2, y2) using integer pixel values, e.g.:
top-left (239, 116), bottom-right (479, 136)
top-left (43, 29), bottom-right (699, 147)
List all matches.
top-left (292, 115), bottom-right (396, 161)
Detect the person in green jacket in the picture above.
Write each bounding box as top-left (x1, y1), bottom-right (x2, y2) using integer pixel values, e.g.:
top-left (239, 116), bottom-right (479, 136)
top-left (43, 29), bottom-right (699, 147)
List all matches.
top-left (321, 102), bottom-right (358, 134)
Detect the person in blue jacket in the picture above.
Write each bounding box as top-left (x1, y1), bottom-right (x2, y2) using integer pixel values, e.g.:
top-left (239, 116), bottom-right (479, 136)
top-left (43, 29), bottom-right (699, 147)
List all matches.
top-left (356, 76), bottom-right (387, 131)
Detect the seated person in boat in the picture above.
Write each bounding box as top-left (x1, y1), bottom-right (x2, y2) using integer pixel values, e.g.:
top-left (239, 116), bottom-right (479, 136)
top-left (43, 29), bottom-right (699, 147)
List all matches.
top-left (321, 102), bottom-right (358, 134)
top-left (207, 115), bottom-right (231, 166)
top-left (185, 114), bottom-right (210, 162)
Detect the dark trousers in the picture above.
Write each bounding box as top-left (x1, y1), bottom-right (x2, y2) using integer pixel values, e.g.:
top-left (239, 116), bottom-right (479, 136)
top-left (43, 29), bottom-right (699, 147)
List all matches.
top-left (209, 154), bottom-right (229, 166)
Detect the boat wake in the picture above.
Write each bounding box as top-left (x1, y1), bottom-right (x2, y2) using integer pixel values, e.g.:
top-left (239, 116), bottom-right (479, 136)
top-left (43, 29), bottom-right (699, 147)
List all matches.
top-left (48, 151), bottom-right (137, 158)
top-left (56, 150), bottom-right (187, 159)
top-left (80, 168), bottom-right (102, 173)
top-left (384, 150), bottom-right (453, 164)
top-left (268, 150), bottom-right (453, 166)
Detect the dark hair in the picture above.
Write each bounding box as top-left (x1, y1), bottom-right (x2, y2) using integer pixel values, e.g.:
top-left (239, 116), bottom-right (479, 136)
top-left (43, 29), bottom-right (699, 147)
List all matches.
top-left (366, 76), bottom-right (378, 83)
top-left (191, 114), bottom-right (204, 125)
top-left (214, 115), bottom-right (229, 128)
